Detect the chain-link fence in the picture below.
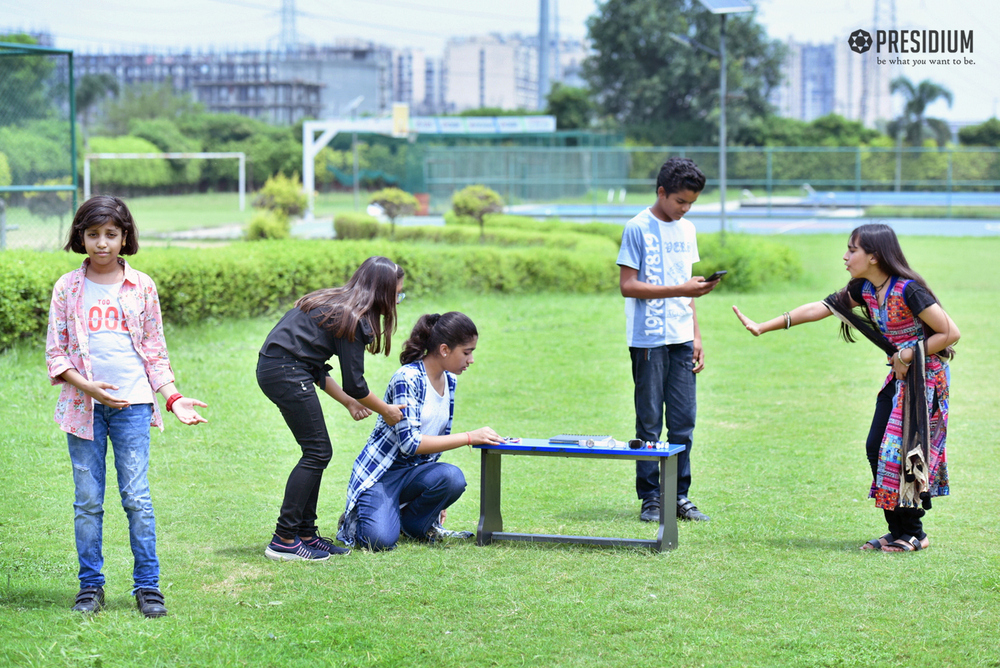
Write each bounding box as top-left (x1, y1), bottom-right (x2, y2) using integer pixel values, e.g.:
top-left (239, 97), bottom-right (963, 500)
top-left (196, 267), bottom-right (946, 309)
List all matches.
top-left (422, 145), bottom-right (1000, 212)
top-left (0, 40), bottom-right (77, 251)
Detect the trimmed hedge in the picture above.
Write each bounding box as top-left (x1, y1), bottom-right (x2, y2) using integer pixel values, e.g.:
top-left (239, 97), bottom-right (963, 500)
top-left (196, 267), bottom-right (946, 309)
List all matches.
top-left (0, 240), bottom-right (619, 350)
top-left (1, 230), bottom-right (800, 351)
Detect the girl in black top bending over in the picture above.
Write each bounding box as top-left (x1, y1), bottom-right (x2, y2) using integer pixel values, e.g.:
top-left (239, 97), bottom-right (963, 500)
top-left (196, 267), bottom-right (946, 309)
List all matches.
top-left (256, 256), bottom-right (405, 560)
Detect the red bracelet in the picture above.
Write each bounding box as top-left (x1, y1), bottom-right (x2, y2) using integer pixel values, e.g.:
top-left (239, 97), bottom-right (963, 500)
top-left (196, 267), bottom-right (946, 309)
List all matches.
top-left (165, 393), bottom-right (183, 413)
top-left (466, 432), bottom-right (472, 446)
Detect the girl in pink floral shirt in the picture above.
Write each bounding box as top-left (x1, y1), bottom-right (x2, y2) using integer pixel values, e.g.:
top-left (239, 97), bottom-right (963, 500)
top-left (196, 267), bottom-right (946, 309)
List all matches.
top-left (45, 196), bottom-right (207, 618)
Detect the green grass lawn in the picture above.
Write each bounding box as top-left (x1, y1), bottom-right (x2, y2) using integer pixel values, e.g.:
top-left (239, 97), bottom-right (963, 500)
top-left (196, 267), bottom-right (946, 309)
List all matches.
top-left (1, 235), bottom-right (998, 667)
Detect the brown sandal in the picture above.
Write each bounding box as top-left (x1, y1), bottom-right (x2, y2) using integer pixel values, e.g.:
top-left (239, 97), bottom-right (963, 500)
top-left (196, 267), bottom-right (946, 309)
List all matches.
top-left (881, 535), bottom-right (929, 552)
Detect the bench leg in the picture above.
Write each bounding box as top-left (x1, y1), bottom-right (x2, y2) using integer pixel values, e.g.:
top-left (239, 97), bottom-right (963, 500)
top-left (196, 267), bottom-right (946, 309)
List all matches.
top-left (477, 450), bottom-right (503, 545)
top-left (656, 456), bottom-right (679, 551)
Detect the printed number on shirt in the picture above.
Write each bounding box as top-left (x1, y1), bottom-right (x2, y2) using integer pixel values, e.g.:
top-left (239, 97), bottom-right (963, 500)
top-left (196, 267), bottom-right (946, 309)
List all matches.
top-left (88, 301), bottom-right (129, 333)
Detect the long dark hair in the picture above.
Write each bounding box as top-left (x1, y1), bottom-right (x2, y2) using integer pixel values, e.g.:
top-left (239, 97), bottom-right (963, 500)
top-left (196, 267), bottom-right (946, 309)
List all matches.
top-left (295, 256), bottom-right (403, 355)
top-left (65, 195), bottom-right (140, 255)
top-left (400, 312), bottom-right (478, 365)
top-left (835, 224), bottom-right (954, 359)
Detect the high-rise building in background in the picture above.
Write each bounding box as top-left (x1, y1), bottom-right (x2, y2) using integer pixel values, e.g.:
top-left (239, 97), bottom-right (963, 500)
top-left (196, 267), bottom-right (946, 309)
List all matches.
top-left (771, 38), bottom-right (892, 127)
top-left (443, 33), bottom-right (587, 113)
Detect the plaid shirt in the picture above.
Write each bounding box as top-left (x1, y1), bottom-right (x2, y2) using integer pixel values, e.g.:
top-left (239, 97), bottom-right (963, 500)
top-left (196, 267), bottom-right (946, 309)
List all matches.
top-left (45, 258), bottom-right (173, 440)
top-left (338, 361), bottom-right (456, 543)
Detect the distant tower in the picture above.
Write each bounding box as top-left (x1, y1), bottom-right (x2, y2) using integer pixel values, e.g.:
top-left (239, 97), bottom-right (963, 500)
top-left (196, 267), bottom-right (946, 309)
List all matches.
top-left (281, 0), bottom-right (297, 52)
top-left (538, 0), bottom-right (550, 110)
top-left (864, 0), bottom-right (896, 124)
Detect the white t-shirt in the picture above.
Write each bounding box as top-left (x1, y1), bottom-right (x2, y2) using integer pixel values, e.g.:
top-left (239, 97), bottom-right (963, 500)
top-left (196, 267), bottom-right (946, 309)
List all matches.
top-left (420, 379), bottom-right (450, 439)
top-left (616, 207), bottom-right (700, 347)
top-left (84, 279), bottom-right (154, 404)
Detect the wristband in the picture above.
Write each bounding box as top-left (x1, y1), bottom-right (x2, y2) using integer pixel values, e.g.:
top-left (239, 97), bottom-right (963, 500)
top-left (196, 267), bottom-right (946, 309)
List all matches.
top-left (165, 393), bottom-right (183, 413)
top-left (467, 432), bottom-right (472, 446)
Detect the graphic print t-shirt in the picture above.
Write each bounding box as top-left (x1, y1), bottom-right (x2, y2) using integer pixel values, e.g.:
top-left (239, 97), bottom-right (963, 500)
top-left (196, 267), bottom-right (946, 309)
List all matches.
top-left (84, 279), bottom-right (154, 404)
top-left (616, 208), bottom-right (700, 347)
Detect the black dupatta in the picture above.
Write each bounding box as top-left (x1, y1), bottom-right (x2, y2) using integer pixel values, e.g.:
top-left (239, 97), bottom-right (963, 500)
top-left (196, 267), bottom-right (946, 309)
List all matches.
top-left (822, 286), bottom-right (932, 510)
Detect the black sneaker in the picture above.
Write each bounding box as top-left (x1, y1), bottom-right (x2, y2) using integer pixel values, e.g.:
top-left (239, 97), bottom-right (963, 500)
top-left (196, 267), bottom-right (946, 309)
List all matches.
top-left (134, 588), bottom-right (168, 618)
top-left (639, 497), bottom-right (661, 522)
top-left (677, 497), bottom-right (710, 522)
top-left (300, 534), bottom-right (350, 556)
top-left (71, 586), bottom-right (105, 614)
top-left (264, 535), bottom-right (330, 561)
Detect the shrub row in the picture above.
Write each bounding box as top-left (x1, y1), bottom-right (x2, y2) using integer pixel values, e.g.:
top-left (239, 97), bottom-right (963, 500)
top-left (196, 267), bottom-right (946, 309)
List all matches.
top-left (0, 240), bottom-right (619, 350)
top-left (334, 213), bottom-right (617, 254)
top-left (1, 229), bottom-right (800, 351)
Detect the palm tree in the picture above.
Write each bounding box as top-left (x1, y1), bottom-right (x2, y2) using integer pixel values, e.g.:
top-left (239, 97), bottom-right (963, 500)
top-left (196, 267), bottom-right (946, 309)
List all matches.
top-left (888, 76), bottom-right (954, 146)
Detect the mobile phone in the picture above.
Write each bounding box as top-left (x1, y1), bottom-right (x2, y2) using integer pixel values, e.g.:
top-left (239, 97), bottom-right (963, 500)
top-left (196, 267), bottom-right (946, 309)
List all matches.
top-left (703, 270), bottom-right (727, 282)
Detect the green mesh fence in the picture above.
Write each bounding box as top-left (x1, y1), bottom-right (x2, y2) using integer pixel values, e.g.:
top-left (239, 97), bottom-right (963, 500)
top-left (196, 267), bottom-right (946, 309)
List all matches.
top-left (0, 39), bottom-right (77, 251)
top-left (422, 145), bottom-right (1000, 210)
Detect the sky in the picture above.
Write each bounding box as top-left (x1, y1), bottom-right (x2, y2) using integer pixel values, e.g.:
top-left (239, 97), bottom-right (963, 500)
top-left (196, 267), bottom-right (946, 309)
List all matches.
top-left (3, 0), bottom-right (999, 122)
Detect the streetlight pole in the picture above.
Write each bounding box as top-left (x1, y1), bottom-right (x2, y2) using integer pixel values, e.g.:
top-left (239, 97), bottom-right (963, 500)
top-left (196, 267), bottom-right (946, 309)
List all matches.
top-left (718, 13), bottom-right (727, 243)
top-left (669, 1), bottom-right (751, 243)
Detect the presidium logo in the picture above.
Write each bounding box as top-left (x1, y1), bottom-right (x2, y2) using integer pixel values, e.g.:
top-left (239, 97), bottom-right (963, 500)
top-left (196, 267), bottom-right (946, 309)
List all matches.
top-left (849, 29), bottom-right (873, 54)
top-left (848, 28), bottom-right (973, 55)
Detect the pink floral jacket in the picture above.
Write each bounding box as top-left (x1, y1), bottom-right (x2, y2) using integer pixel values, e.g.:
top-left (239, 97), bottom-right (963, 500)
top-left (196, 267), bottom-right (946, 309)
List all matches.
top-left (46, 258), bottom-right (174, 440)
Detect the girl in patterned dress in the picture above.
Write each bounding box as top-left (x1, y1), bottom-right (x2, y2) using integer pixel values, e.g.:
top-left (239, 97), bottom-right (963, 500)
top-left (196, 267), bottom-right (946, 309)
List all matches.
top-left (732, 224), bottom-right (959, 553)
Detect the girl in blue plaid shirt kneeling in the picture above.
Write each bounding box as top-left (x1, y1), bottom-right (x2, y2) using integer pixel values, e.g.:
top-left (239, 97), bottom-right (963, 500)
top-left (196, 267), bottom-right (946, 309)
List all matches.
top-left (338, 312), bottom-right (502, 551)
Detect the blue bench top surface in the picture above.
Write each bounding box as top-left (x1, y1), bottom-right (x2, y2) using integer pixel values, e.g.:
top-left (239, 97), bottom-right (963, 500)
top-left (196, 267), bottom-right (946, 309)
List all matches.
top-left (474, 438), bottom-right (685, 457)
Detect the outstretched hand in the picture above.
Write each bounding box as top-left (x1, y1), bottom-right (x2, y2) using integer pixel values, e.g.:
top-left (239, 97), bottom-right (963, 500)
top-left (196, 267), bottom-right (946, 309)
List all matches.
top-left (171, 397), bottom-right (208, 425)
top-left (468, 426), bottom-right (504, 446)
top-left (732, 305), bottom-right (763, 337)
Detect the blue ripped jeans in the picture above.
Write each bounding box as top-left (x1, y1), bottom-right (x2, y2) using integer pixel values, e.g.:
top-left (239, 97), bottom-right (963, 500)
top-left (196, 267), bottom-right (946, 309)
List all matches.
top-left (67, 403), bottom-right (158, 592)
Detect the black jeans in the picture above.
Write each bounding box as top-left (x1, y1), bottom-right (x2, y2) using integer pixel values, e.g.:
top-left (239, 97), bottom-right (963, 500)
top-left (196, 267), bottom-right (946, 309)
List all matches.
top-left (867, 382), bottom-right (926, 540)
top-left (256, 356), bottom-right (333, 540)
top-left (630, 343), bottom-right (697, 502)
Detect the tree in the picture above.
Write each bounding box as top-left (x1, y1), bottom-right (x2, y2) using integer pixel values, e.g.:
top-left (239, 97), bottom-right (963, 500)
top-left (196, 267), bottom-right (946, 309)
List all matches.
top-left (369, 188), bottom-right (418, 238)
top-left (452, 185), bottom-right (503, 240)
top-left (888, 76), bottom-right (954, 147)
top-left (583, 0), bottom-right (785, 145)
top-left (958, 117), bottom-right (1000, 147)
top-left (100, 81), bottom-right (203, 136)
top-left (0, 34), bottom-right (56, 122)
top-left (75, 73), bottom-right (119, 147)
top-left (545, 83), bottom-right (595, 130)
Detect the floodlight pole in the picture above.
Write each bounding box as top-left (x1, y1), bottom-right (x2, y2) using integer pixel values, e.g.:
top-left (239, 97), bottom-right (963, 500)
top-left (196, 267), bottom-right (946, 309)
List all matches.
top-left (718, 13), bottom-right (727, 243)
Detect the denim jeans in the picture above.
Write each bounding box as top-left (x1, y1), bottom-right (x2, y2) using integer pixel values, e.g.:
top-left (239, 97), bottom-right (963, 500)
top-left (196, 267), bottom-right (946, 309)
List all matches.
top-left (355, 462), bottom-right (466, 551)
top-left (67, 403), bottom-right (158, 592)
top-left (630, 343), bottom-right (697, 501)
top-left (256, 356), bottom-right (333, 540)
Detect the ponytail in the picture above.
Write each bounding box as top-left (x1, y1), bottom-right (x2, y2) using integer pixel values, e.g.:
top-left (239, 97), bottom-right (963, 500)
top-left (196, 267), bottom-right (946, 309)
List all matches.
top-left (400, 312), bottom-right (478, 365)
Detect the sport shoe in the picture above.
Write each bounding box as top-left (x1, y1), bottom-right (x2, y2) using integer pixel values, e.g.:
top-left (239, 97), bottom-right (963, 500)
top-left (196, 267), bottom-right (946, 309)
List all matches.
top-left (426, 522), bottom-right (473, 544)
top-left (71, 586), bottom-right (105, 614)
top-left (134, 588), bottom-right (168, 618)
top-left (264, 535), bottom-right (330, 561)
top-left (639, 497), bottom-right (661, 522)
top-left (677, 497), bottom-right (710, 522)
top-left (300, 534), bottom-right (350, 556)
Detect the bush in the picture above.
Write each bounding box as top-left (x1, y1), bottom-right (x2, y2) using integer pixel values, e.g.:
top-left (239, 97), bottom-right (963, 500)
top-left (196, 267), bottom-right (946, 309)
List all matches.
top-left (252, 173), bottom-right (307, 218)
top-left (368, 188), bottom-right (418, 237)
top-left (0, 240), bottom-right (621, 350)
top-left (695, 233), bottom-right (802, 292)
top-left (452, 185), bottom-right (504, 238)
top-left (334, 212), bottom-right (380, 240)
top-left (246, 210), bottom-right (291, 240)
